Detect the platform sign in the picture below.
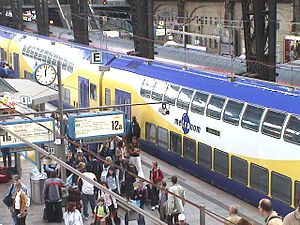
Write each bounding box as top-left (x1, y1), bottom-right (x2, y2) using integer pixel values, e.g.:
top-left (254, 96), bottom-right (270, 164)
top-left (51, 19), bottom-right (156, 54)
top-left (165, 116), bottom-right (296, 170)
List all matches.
top-left (68, 111), bottom-right (125, 140)
top-left (0, 118), bottom-right (55, 148)
top-left (90, 51), bottom-right (102, 64)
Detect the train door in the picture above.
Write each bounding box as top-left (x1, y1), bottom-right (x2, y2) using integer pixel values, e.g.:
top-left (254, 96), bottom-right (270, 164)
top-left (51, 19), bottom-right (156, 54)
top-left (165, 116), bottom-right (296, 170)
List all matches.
top-left (13, 53), bottom-right (20, 78)
top-left (78, 76), bottom-right (90, 107)
top-left (115, 89), bottom-right (131, 118)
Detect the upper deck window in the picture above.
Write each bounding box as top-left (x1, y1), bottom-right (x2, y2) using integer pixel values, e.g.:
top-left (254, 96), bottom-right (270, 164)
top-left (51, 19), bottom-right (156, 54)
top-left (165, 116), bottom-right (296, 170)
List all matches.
top-left (284, 115), bottom-right (300, 145)
top-left (191, 91), bottom-right (209, 115)
top-left (140, 78), bottom-right (155, 98)
top-left (206, 95), bottom-right (226, 120)
top-left (177, 88), bottom-right (194, 110)
top-left (262, 110), bottom-right (286, 139)
top-left (241, 105), bottom-right (264, 132)
top-left (223, 100), bottom-right (244, 126)
top-left (164, 84), bottom-right (180, 106)
top-left (151, 81), bottom-right (168, 101)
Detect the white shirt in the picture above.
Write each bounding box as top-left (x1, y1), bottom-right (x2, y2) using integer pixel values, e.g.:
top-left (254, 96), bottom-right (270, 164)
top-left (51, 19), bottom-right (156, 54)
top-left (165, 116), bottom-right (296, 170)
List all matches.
top-left (14, 191), bottom-right (21, 210)
top-left (63, 209), bottom-right (83, 225)
top-left (82, 172), bottom-right (96, 195)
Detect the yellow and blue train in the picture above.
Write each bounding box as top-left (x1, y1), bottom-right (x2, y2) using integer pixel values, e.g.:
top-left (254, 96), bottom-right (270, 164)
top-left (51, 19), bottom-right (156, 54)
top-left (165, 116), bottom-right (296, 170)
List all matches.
top-left (0, 25), bottom-right (300, 216)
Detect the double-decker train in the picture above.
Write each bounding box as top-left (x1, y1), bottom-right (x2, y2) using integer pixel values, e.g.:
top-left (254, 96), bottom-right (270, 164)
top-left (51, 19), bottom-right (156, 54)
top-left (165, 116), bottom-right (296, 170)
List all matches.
top-left (0, 25), bottom-right (300, 216)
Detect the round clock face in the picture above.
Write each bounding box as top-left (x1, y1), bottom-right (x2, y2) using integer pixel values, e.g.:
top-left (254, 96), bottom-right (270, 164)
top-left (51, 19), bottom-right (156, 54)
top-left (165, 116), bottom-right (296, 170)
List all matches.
top-left (34, 64), bottom-right (57, 86)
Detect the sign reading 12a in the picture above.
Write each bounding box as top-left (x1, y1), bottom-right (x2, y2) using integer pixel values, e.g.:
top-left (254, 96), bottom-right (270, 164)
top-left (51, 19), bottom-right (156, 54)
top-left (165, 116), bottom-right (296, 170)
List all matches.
top-left (34, 64), bottom-right (57, 86)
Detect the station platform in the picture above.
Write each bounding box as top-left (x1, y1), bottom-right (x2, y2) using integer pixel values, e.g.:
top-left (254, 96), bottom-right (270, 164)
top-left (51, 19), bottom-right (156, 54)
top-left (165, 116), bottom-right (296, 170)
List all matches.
top-left (0, 152), bottom-right (264, 225)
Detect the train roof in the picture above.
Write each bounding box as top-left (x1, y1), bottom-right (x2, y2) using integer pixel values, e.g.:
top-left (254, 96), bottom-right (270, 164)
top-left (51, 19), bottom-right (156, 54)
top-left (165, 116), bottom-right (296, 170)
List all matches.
top-left (1, 25), bottom-right (300, 115)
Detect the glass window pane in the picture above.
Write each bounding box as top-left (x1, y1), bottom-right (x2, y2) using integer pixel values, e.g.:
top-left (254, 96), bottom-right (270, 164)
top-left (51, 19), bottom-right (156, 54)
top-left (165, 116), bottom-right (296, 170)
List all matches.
top-left (105, 88), bottom-right (111, 106)
top-left (151, 81), bottom-right (168, 101)
top-left (241, 105), bottom-right (264, 132)
top-left (157, 127), bottom-right (168, 149)
top-left (191, 91), bottom-right (209, 115)
top-left (90, 83), bottom-right (97, 100)
top-left (146, 122), bottom-right (156, 143)
top-left (177, 88), bottom-right (194, 110)
top-left (206, 96), bottom-right (226, 120)
top-left (164, 84), bottom-right (180, 106)
top-left (295, 181), bottom-right (300, 206)
top-left (198, 143), bottom-right (212, 168)
top-left (271, 172), bottom-right (291, 204)
top-left (231, 156), bottom-right (248, 185)
top-left (284, 115), bottom-right (300, 145)
top-left (214, 149), bottom-right (229, 176)
top-left (183, 137), bottom-right (196, 162)
top-left (262, 110), bottom-right (286, 139)
top-left (140, 78), bottom-right (155, 98)
top-left (170, 131), bottom-right (181, 155)
top-left (223, 100), bottom-right (244, 125)
top-left (250, 164), bottom-right (269, 194)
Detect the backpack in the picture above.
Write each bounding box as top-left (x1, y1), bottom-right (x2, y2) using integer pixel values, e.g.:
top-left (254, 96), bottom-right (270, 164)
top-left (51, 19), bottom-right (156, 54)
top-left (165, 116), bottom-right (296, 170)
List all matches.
top-left (100, 165), bottom-right (110, 182)
top-left (267, 216), bottom-right (283, 225)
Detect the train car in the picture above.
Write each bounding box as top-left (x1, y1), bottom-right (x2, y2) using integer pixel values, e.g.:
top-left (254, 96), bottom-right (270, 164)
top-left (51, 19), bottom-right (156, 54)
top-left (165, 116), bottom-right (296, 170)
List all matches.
top-left (0, 25), bottom-right (300, 216)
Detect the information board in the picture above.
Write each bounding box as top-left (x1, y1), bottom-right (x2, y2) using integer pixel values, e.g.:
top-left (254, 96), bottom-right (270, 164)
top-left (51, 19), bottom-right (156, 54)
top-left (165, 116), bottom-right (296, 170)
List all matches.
top-left (0, 118), bottom-right (55, 148)
top-left (68, 111), bottom-right (125, 140)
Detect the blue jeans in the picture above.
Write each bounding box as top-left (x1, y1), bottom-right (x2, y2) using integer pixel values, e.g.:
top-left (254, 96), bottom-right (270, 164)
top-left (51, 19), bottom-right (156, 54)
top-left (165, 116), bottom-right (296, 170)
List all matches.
top-left (11, 210), bottom-right (17, 225)
top-left (82, 193), bottom-right (96, 218)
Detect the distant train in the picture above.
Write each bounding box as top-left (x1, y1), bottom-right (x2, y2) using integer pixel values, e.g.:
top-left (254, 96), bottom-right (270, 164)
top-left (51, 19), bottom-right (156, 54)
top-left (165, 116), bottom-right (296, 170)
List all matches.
top-left (0, 25), bottom-right (300, 216)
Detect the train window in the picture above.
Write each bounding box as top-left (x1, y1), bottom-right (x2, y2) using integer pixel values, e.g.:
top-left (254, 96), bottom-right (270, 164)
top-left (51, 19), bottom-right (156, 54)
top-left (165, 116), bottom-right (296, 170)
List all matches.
top-left (38, 49), bottom-right (43, 60)
top-left (206, 95), bottom-right (226, 120)
top-left (262, 110), bottom-right (286, 139)
top-left (198, 143), bottom-right (212, 168)
top-left (22, 45), bottom-right (27, 55)
top-left (191, 91), bottom-right (209, 115)
top-left (223, 100), bottom-right (244, 126)
top-left (157, 126), bottom-right (169, 149)
top-left (151, 81), bottom-right (168, 101)
top-left (231, 156), bottom-right (248, 185)
top-left (164, 84), bottom-right (180, 106)
top-left (183, 137), bottom-right (196, 162)
top-left (64, 88), bottom-right (71, 104)
top-left (295, 181), bottom-right (300, 206)
top-left (42, 51), bottom-right (48, 62)
top-left (271, 172), bottom-right (291, 204)
top-left (250, 163), bottom-right (269, 194)
top-left (140, 78), bottom-right (155, 98)
top-left (214, 149), bottom-right (229, 176)
top-left (177, 88), bottom-right (194, 110)
top-left (146, 122), bottom-right (156, 143)
top-left (105, 88), bottom-right (111, 106)
top-left (33, 49), bottom-right (39, 59)
top-left (284, 115), bottom-right (300, 145)
top-left (170, 131), bottom-right (182, 155)
top-left (241, 105), bottom-right (264, 132)
top-left (90, 83), bottom-right (97, 100)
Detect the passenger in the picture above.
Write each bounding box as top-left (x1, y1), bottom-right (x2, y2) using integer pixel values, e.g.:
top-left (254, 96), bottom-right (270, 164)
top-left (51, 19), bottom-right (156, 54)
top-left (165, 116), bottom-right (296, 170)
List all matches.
top-left (123, 160), bottom-right (138, 200)
top-left (1, 147), bottom-right (11, 168)
top-left (63, 201), bottom-right (83, 225)
top-left (13, 183), bottom-right (28, 225)
top-left (131, 180), bottom-right (148, 225)
top-left (296, 41), bottom-right (300, 59)
top-left (290, 45), bottom-right (297, 62)
top-left (93, 197), bottom-right (110, 225)
top-left (65, 150), bottom-right (75, 177)
top-left (101, 182), bottom-right (118, 225)
top-left (131, 116), bottom-right (141, 139)
top-left (67, 186), bottom-right (82, 212)
top-left (78, 164), bottom-right (97, 221)
top-left (128, 136), bottom-right (144, 178)
top-left (115, 140), bottom-right (127, 165)
top-left (258, 198), bottom-right (283, 225)
top-left (158, 181), bottom-right (168, 222)
top-left (99, 142), bottom-right (111, 159)
top-left (283, 192), bottom-right (300, 225)
top-left (99, 156), bottom-right (112, 183)
top-left (176, 213), bottom-right (189, 225)
top-left (167, 176), bottom-right (186, 225)
top-left (42, 171), bottom-right (64, 223)
top-left (106, 167), bottom-right (120, 194)
top-left (225, 205), bottom-right (242, 225)
top-left (150, 161), bottom-right (164, 210)
top-left (237, 218), bottom-right (253, 225)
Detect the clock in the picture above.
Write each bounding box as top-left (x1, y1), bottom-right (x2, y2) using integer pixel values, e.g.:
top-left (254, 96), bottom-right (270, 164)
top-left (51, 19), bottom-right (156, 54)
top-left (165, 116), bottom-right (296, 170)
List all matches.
top-left (34, 64), bottom-right (57, 86)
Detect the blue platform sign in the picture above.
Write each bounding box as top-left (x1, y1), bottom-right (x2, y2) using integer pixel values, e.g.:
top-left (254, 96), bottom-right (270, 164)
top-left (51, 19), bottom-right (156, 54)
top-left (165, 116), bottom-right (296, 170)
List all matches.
top-left (0, 117), bottom-right (55, 148)
top-left (67, 111), bottom-right (125, 140)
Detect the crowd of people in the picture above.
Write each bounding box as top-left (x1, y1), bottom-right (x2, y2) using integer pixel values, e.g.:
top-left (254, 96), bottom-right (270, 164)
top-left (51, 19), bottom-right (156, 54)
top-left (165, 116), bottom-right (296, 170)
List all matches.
top-left (0, 61), bottom-right (15, 79)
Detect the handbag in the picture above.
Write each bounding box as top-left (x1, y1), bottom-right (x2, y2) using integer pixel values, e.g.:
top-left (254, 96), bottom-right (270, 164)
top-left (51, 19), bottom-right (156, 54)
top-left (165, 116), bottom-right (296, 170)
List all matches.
top-left (3, 184), bottom-right (14, 207)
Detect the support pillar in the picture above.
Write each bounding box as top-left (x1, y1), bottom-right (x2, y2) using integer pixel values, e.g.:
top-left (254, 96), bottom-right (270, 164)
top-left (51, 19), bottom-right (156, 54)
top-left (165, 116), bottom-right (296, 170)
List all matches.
top-left (34, 0), bottom-right (49, 36)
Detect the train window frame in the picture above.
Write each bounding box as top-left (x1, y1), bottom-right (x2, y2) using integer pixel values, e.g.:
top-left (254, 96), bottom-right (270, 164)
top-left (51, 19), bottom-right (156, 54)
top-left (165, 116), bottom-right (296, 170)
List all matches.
top-left (90, 83), bottom-right (97, 100)
top-left (284, 115), bottom-right (300, 145)
top-left (250, 163), bottom-right (269, 194)
top-left (140, 78), bottom-right (155, 99)
top-left (105, 88), bottom-right (111, 106)
top-left (157, 126), bottom-right (169, 149)
top-left (151, 81), bottom-right (168, 101)
top-left (214, 149), bottom-right (229, 176)
top-left (271, 171), bottom-right (292, 205)
top-left (198, 142), bottom-right (212, 169)
top-left (206, 95), bottom-right (226, 120)
top-left (170, 131), bottom-right (182, 155)
top-left (294, 181), bottom-right (300, 207)
top-left (191, 91), bottom-right (209, 115)
top-left (177, 87), bottom-right (194, 111)
top-left (223, 100), bottom-right (244, 126)
top-left (145, 122), bottom-right (156, 144)
top-left (164, 84), bottom-right (180, 106)
top-left (261, 109), bottom-right (287, 139)
top-left (241, 104), bottom-right (265, 132)
top-left (183, 137), bottom-right (196, 162)
top-left (231, 156), bottom-right (248, 185)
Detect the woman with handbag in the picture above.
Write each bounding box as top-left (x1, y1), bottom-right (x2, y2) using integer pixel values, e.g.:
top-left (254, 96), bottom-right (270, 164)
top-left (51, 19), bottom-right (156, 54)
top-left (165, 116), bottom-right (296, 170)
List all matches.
top-left (63, 201), bottom-right (83, 225)
top-left (13, 183), bottom-right (28, 225)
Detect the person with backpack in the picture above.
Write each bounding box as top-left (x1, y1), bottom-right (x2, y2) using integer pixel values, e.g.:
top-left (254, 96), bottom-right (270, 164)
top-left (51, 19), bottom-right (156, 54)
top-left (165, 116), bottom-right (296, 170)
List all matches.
top-left (258, 198), bottom-right (283, 225)
top-left (283, 192), bottom-right (300, 225)
top-left (101, 182), bottom-right (118, 225)
top-left (149, 161), bottom-right (164, 210)
top-left (94, 197), bottom-right (110, 225)
top-left (100, 157), bottom-right (112, 183)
